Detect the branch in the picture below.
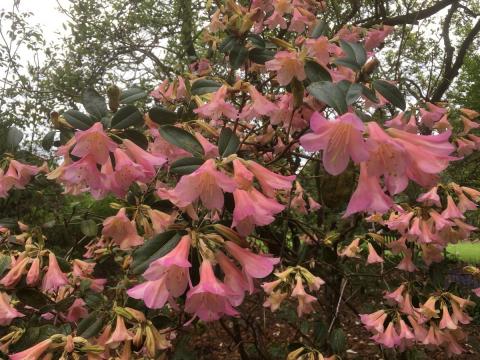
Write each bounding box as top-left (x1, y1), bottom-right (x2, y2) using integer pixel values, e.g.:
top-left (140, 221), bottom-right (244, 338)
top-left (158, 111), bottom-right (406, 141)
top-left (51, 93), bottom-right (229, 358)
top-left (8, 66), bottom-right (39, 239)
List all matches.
top-left (360, 0), bottom-right (459, 27)
top-left (431, 17), bottom-right (480, 101)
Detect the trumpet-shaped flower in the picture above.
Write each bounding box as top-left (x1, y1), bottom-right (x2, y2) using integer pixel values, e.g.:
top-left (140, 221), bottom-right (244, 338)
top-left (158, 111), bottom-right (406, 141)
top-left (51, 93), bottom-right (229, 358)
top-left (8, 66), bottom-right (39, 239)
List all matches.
top-left (300, 112), bottom-right (369, 175)
top-left (0, 292), bottom-right (24, 326)
top-left (102, 208), bottom-right (143, 250)
top-left (224, 241), bottom-right (279, 279)
top-left (71, 122), bottom-right (117, 165)
top-left (42, 253), bottom-right (69, 292)
top-left (265, 51), bottom-right (306, 86)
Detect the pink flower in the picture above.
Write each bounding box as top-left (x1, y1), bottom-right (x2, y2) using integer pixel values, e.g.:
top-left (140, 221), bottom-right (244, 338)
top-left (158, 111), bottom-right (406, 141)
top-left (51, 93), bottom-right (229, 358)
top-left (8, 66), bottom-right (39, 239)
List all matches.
top-left (0, 292), bottom-right (24, 326)
top-left (366, 243), bottom-right (384, 264)
top-left (232, 188), bottom-right (285, 236)
top-left (0, 169), bottom-right (17, 198)
top-left (372, 321), bottom-right (400, 348)
top-left (9, 338), bottom-right (52, 360)
top-left (185, 260), bottom-right (238, 321)
top-left (42, 253), bottom-right (69, 292)
top-left (142, 234), bottom-right (191, 297)
top-left (396, 250), bottom-right (417, 272)
top-left (106, 316), bottom-right (133, 346)
top-left (148, 209), bottom-right (176, 234)
top-left (261, 279), bottom-right (282, 294)
top-left (61, 154), bottom-right (105, 192)
top-left (102, 208), bottom-right (143, 250)
top-left (305, 36), bottom-right (330, 65)
top-left (291, 276), bottom-right (317, 317)
top-left (123, 139), bottom-right (166, 177)
top-left (344, 163), bottom-right (394, 217)
top-left (216, 251), bottom-right (251, 306)
top-left (195, 133), bottom-right (219, 159)
top-left (0, 257), bottom-right (29, 288)
top-left (360, 310), bottom-right (387, 332)
top-left (66, 298), bottom-right (88, 322)
top-left (265, 51), bottom-right (306, 86)
top-left (246, 160), bottom-right (295, 197)
top-left (441, 195), bottom-right (465, 219)
top-left (419, 102), bottom-right (447, 128)
top-left (111, 148), bottom-right (148, 195)
top-left (364, 25), bottom-right (394, 51)
top-left (127, 278), bottom-right (170, 309)
top-left (26, 257), bottom-right (40, 286)
top-left (71, 122), bottom-right (118, 164)
top-left (339, 238), bottom-right (361, 257)
top-left (439, 304), bottom-right (457, 330)
top-left (300, 112), bottom-right (369, 175)
top-left (6, 160), bottom-right (46, 188)
top-left (194, 85), bottom-right (237, 122)
top-left (224, 241), bottom-right (279, 279)
top-left (384, 284), bottom-right (405, 304)
top-left (417, 186), bottom-right (441, 207)
top-left (172, 159), bottom-right (236, 210)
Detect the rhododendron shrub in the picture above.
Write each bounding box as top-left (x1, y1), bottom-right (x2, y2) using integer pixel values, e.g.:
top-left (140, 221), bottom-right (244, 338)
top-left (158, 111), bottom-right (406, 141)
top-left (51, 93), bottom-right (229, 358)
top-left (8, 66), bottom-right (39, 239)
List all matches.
top-left (0, 0), bottom-right (479, 358)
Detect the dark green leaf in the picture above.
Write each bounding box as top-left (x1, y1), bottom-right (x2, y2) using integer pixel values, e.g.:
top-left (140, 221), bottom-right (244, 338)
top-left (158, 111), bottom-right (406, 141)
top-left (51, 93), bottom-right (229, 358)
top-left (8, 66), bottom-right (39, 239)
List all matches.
top-left (63, 110), bottom-right (95, 130)
top-left (6, 127), bottom-right (23, 149)
top-left (247, 34), bottom-right (265, 48)
top-left (41, 131), bottom-right (56, 151)
top-left (218, 127), bottom-right (240, 157)
top-left (149, 106), bottom-right (178, 125)
top-left (345, 83), bottom-right (363, 105)
top-left (249, 48), bottom-right (274, 64)
top-left (304, 60), bottom-right (332, 82)
top-left (191, 79), bottom-right (221, 95)
top-left (311, 19), bottom-right (328, 38)
top-left (0, 255), bottom-right (11, 276)
top-left (111, 105), bottom-right (143, 129)
top-left (159, 125), bottom-right (204, 157)
top-left (361, 85), bottom-right (379, 103)
top-left (229, 43), bottom-right (248, 69)
top-left (121, 129), bottom-right (148, 150)
top-left (16, 288), bottom-right (52, 309)
top-left (78, 312), bottom-right (104, 338)
top-left (80, 219), bottom-right (97, 237)
top-left (373, 80), bottom-right (406, 110)
top-left (307, 81), bottom-right (348, 114)
top-left (170, 157), bottom-right (205, 175)
top-left (120, 88), bottom-right (148, 104)
top-left (339, 40), bottom-right (366, 68)
top-left (0, 218), bottom-right (16, 228)
top-left (330, 328), bottom-right (347, 354)
top-left (219, 35), bottom-right (238, 53)
top-left (82, 88), bottom-right (108, 119)
top-left (334, 58), bottom-right (361, 71)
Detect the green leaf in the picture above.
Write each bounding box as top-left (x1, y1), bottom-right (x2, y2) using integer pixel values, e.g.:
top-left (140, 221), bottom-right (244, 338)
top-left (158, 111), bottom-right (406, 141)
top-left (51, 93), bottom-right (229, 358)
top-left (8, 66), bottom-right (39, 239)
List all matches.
top-left (373, 80), bottom-right (406, 110)
top-left (191, 79), bottom-right (221, 95)
top-left (219, 35), bottom-right (238, 53)
top-left (121, 129), bottom-right (148, 150)
top-left (361, 84), bottom-right (379, 103)
top-left (229, 43), bottom-right (248, 69)
top-left (170, 157), bottom-right (205, 175)
top-left (16, 288), bottom-right (52, 309)
top-left (334, 58), bottom-right (361, 71)
top-left (149, 106), bottom-right (178, 125)
top-left (78, 312), bottom-right (104, 338)
top-left (304, 60), bottom-right (332, 82)
top-left (80, 219), bottom-right (97, 237)
top-left (345, 83), bottom-right (363, 105)
top-left (249, 48), bottom-right (274, 65)
top-left (82, 88), bottom-right (108, 119)
top-left (218, 127), bottom-right (240, 157)
top-left (159, 125), bottom-right (204, 157)
top-left (41, 131), bottom-right (56, 151)
top-left (311, 19), bottom-right (328, 38)
top-left (0, 255), bottom-right (11, 276)
top-left (6, 127), bottom-right (23, 149)
top-left (63, 110), bottom-right (95, 130)
top-left (307, 81), bottom-right (348, 114)
top-left (247, 34), bottom-right (265, 48)
top-left (330, 328), bottom-right (347, 354)
top-left (120, 88), bottom-right (148, 104)
top-left (0, 218), bottom-right (16, 228)
top-left (131, 231), bottom-right (182, 274)
top-left (111, 105), bottom-right (143, 129)
top-left (338, 40), bottom-right (366, 69)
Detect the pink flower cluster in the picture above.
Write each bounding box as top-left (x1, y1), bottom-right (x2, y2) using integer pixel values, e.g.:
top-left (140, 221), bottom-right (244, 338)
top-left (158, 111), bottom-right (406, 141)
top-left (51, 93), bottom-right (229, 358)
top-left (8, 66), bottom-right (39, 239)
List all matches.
top-left (0, 160), bottom-right (47, 198)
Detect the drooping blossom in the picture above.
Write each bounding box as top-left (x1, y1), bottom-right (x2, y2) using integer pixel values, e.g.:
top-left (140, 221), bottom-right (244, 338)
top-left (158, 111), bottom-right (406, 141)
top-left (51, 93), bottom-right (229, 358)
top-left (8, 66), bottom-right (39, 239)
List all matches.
top-left (232, 188), bottom-right (285, 236)
top-left (0, 292), bottom-right (24, 326)
top-left (344, 163), bottom-right (394, 217)
top-left (106, 316), bottom-right (134, 346)
top-left (417, 186), bottom-right (441, 207)
top-left (9, 338), bottom-right (52, 360)
top-left (246, 160), bottom-right (295, 197)
top-left (305, 36), bottom-right (330, 65)
top-left (102, 208), bottom-right (143, 250)
top-left (111, 148), bottom-right (149, 195)
top-left (364, 25), bottom-right (394, 51)
top-left (127, 278), bottom-right (170, 309)
top-left (360, 310), bottom-right (387, 333)
top-left (142, 234), bottom-right (191, 298)
top-left (42, 252), bottom-right (69, 292)
top-left (71, 122), bottom-right (117, 165)
top-left (300, 112), bottom-right (370, 176)
top-left (216, 251), bottom-right (251, 306)
top-left (0, 257), bottom-right (29, 288)
top-left (366, 243), bottom-right (384, 264)
top-left (185, 260), bottom-right (238, 321)
top-left (66, 298), bottom-right (88, 322)
top-left (123, 139), bottom-right (166, 177)
top-left (26, 257), bottom-right (40, 286)
top-left (265, 50), bottom-right (306, 86)
top-left (171, 159), bottom-right (237, 210)
top-left (372, 321), bottom-right (401, 348)
top-left (194, 85), bottom-right (237, 123)
top-left (290, 276), bottom-right (317, 317)
top-left (224, 241), bottom-right (279, 279)
top-left (419, 102), bottom-right (447, 128)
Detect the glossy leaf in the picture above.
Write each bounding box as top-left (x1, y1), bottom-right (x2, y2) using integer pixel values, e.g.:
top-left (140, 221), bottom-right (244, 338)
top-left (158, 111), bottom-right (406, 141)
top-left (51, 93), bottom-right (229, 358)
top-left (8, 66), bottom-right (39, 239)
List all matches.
top-left (170, 157), bottom-right (205, 175)
top-left (229, 43), bottom-right (248, 69)
top-left (120, 88), bottom-right (148, 104)
top-left (82, 88), bottom-right (108, 119)
top-left (373, 80), bottom-right (406, 110)
top-left (41, 131), bottom-right (56, 151)
top-left (149, 106), bottom-right (178, 125)
top-left (111, 105), bottom-right (143, 129)
top-left (63, 110), bottom-right (95, 130)
top-left (304, 60), bottom-right (332, 82)
top-left (191, 79), bottom-right (221, 95)
top-left (159, 125), bottom-right (204, 157)
top-left (218, 127), bottom-right (240, 157)
top-left (6, 127), bottom-right (23, 149)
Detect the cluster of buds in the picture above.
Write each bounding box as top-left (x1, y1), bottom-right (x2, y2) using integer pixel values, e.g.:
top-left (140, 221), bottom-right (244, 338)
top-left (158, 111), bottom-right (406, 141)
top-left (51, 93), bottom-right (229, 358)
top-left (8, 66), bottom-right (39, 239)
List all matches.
top-left (262, 266), bottom-right (324, 317)
top-left (361, 284), bottom-right (474, 355)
